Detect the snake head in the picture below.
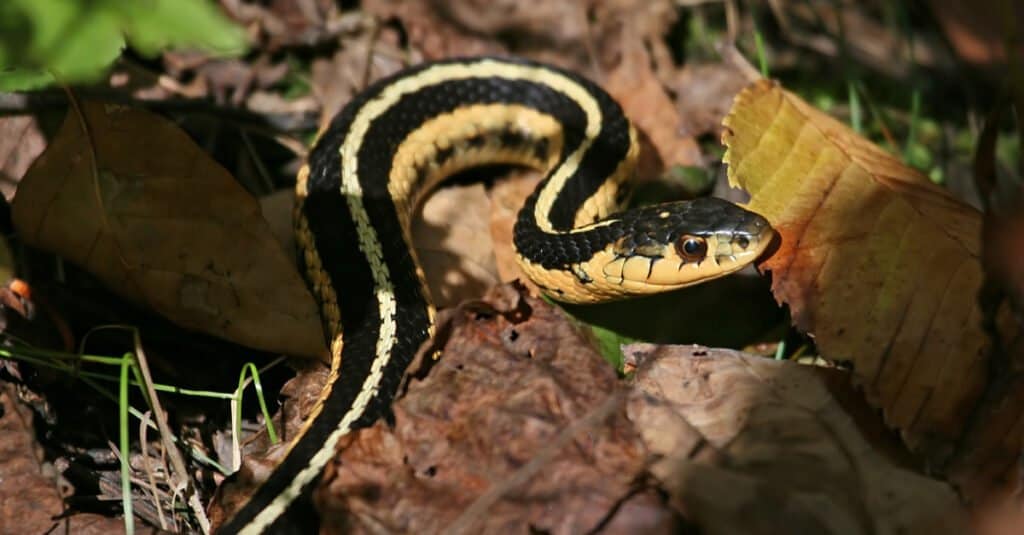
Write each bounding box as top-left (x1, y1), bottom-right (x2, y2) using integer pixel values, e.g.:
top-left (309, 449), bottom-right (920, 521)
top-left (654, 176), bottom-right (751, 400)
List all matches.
top-left (600, 197), bottom-right (773, 293)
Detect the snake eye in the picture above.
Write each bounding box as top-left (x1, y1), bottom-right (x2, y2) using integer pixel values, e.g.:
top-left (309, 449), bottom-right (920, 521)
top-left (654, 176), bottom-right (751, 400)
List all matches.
top-left (676, 235), bottom-right (707, 261)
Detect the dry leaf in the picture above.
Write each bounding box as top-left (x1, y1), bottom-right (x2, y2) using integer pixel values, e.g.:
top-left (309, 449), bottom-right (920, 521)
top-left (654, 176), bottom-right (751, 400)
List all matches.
top-left (0, 115), bottom-right (47, 200)
top-left (927, 0), bottom-right (1024, 80)
top-left (600, 1), bottom-right (702, 171)
top-left (488, 169), bottom-right (543, 286)
top-left (0, 385), bottom-right (160, 534)
top-left (13, 101), bottom-right (326, 359)
top-left (310, 25), bottom-right (407, 132)
top-left (670, 63), bottom-right (751, 139)
top-left (722, 81), bottom-right (1006, 478)
top-left (314, 284), bottom-right (661, 534)
top-left (413, 183), bottom-right (500, 308)
top-left (624, 344), bottom-right (966, 535)
top-left (363, 0), bottom-right (506, 61)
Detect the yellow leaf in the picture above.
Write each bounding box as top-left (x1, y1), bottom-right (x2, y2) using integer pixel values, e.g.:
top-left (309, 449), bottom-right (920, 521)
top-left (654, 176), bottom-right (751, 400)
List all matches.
top-left (722, 81), bottom-right (995, 466)
top-left (13, 101), bottom-right (326, 360)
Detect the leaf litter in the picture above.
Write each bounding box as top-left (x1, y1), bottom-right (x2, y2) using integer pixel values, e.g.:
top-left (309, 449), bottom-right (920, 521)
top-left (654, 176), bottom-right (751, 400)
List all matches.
top-left (0, 0), bottom-right (1017, 533)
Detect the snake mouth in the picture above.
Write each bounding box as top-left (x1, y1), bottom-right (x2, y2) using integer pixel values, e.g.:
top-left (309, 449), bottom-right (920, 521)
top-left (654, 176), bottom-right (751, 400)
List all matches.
top-left (599, 209), bottom-right (774, 290)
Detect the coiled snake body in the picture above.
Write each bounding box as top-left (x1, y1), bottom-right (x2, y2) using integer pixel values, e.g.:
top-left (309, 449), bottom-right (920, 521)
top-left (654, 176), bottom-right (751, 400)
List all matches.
top-left (218, 57), bottom-right (772, 534)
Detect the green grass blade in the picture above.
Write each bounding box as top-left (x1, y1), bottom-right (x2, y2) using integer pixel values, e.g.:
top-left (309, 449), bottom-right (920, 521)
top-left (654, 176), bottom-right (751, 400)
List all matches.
top-left (848, 80), bottom-right (862, 133)
top-left (753, 23), bottom-right (770, 77)
top-left (236, 362), bottom-right (279, 445)
top-left (903, 89), bottom-right (922, 161)
top-left (119, 355), bottom-right (135, 535)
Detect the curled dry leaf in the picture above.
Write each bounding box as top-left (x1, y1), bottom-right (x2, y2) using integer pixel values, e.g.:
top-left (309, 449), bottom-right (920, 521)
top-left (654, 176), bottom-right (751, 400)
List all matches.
top-left (314, 284), bottom-right (665, 534)
top-left (722, 81), bottom-right (1012, 485)
top-left (625, 343), bottom-right (966, 535)
top-left (12, 101), bottom-right (326, 359)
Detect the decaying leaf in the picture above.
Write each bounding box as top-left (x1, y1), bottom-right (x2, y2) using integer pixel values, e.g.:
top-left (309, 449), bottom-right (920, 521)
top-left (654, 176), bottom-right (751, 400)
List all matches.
top-left (12, 101), bottom-right (326, 359)
top-left (722, 81), bottom-right (1007, 479)
top-left (624, 343), bottom-right (966, 535)
top-left (670, 63), bottom-right (753, 139)
top-left (363, 0), bottom-right (506, 61)
top-left (0, 385), bottom-right (160, 534)
top-left (312, 284), bottom-right (661, 534)
top-left (219, 282), bottom-right (967, 533)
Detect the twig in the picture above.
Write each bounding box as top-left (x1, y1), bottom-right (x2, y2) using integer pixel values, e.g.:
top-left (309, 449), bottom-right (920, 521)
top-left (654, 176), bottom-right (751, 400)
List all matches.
top-left (359, 18), bottom-right (383, 91)
top-left (240, 130), bottom-right (276, 194)
top-left (718, 42), bottom-right (762, 83)
top-left (127, 331), bottom-right (211, 534)
top-left (139, 411), bottom-right (170, 531)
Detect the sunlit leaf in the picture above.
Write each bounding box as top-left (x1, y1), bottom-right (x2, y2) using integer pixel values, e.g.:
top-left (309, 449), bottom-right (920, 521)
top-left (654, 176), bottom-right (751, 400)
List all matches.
top-left (722, 80), bottom-right (1005, 476)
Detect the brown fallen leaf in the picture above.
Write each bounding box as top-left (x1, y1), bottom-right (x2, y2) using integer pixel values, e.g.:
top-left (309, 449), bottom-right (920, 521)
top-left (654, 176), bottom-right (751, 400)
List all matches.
top-left (0, 384), bottom-right (161, 535)
top-left (488, 169), bottom-right (543, 287)
top-left (722, 81), bottom-right (1012, 488)
top-left (413, 183), bottom-right (500, 308)
top-left (0, 114), bottom-right (47, 200)
top-left (362, 0), bottom-right (506, 61)
top-left (12, 100), bottom-right (326, 359)
top-left (927, 0), bottom-right (1024, 82)
top-left (624, 343), bottom-right (966, 535)
top-left (597, 0), bottom-right (702, 172)
top-left (312, 284), bottom-right (663, 534)
top-left (670, 63), bottom-right (752, 139)
top-left (309, 22), bottom-right (407, 132)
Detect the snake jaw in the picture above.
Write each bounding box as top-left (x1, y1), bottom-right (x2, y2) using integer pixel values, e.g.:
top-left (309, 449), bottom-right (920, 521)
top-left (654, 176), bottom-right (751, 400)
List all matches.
top-left (590, 198), bottom-right (774, 294)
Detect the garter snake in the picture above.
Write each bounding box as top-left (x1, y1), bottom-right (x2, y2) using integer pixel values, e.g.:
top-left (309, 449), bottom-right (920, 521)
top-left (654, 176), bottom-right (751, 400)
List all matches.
top-left (218, 56), bottom-right (772, 534)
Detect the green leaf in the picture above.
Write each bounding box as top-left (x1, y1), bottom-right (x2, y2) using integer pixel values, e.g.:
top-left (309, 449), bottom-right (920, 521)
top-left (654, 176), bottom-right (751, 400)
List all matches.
top-left (0, 68), bottom-right (56, 92)
top-left (120, 0), bottom-right (247, 57)
top-left (588, 324), bottom-right (635, 369)
top-left (1, 0), bottom-right (124, 84)
top-left (0, 0), bottom-right (245, 89)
